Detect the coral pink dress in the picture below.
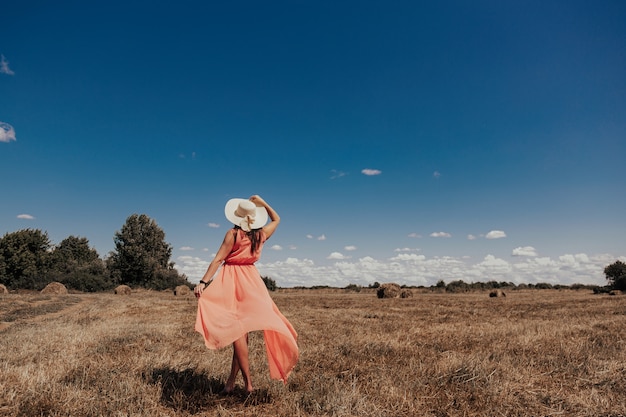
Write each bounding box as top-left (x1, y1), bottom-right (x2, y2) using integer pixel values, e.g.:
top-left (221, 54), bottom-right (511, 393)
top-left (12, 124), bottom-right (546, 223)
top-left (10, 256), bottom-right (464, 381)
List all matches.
top-left (195, 229), bottom-right (299, 383)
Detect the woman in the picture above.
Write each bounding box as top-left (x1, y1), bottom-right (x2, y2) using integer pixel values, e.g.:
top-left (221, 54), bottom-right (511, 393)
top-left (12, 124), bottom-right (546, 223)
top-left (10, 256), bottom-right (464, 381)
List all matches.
top-left (194, 195), bottom-right (298, 394)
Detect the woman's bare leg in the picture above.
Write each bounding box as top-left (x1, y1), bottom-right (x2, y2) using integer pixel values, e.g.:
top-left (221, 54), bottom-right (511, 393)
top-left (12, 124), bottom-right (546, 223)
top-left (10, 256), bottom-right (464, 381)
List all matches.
top-left (223, 334), bottom-right (251, 393)
top-left (223, 350), bottom-right (240, 393)
top-left (232, 334), bottom-right (253, 393)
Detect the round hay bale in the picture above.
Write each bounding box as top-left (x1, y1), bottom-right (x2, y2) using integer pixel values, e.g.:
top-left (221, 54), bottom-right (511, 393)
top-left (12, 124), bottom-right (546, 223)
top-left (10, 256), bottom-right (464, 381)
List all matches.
top-left (489, 289), bottom-right (506, 298)
top-left (114, 285), bottom-right (132, 295)
top-left (174, 285), bottom-right (191, 296)
top-left (377, 283), bottom-right (401, 299)
top-left (0, 284), bottom-right (8, 294)
top-left (609, 290), bottom-right (622, 296)
top-left (400, 289), bottom-right (413, 298)
top-left (41, 282), bottom-right (68, 295)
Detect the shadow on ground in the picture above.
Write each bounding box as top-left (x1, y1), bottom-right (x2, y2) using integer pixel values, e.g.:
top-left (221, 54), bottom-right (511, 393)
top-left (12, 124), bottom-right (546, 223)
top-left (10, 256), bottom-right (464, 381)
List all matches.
top-left (144, 367), bottom-right (272, 413)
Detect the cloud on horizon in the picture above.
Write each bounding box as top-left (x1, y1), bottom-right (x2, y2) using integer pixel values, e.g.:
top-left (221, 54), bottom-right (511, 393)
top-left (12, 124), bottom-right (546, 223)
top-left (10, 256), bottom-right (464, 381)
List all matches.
top-left (512, 246), bottom-right (538, 257)
top-left (175, 251), bottom-right (625, 288)
top-left (1, 122), bottom-right (17, 143)
top-left (17, 214), bottom-right (35, 220)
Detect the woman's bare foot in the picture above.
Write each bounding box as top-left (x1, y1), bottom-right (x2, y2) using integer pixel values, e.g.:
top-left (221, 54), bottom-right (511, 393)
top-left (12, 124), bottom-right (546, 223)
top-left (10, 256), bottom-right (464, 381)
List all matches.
top-left (220, 380), bottom-right (235, 395)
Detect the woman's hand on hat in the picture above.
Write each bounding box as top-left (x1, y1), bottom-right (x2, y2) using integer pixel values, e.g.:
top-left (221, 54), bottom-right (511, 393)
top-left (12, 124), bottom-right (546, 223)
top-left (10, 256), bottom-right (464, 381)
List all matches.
top-left (249, 195), bottom-right (266, 207)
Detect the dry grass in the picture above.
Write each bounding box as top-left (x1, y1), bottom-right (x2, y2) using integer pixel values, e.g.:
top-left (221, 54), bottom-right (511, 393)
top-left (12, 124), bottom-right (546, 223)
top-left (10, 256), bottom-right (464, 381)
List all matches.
top-left (1, 288), bottom-right (625, 416)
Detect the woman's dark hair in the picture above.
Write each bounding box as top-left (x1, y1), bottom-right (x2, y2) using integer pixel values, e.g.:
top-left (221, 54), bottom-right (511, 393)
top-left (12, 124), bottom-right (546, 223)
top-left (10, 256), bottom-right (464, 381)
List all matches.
top-left (234, 226), bottom-right (262, 254)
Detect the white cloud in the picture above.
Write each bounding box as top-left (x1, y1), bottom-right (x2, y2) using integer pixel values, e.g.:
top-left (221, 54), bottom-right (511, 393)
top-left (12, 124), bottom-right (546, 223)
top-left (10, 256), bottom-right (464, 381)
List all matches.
top-left (512, 246), bottom-right (538, 257)
top-left (271, 244), bottom-right (283, 251)
top-left (174, 255), bottom-right (210, 282)
top-left (330, 169), bottom-right (347, 179)
top-left (0, 122), bottom-right (17, 143)
top-left (361, 168), bottom-right (382, 176)
top-left (180, 250), bottom-right (625, 289)
top-left (477, 254), bottom-right (512, 274)
top-left (288, 245), bottom-right (297, 250)
top-left (430, 232), bottom-right (451, 238)
top-left (306, 234), bottom-right (327, 240)
top-left (207, 223), bottom-right (220, 228)
top-left (1, 55), bottom-right (14, 76)
top-left (394, 247), bottom-right (419, 252)
top-left (467, 234), bottom-right (477, 240)
top-left (344, 245), bottom-right (357, 251)
top-left (17, 214), bottom-right (35, 220)
top-left (390, 253), bottom-right (426, 262)
top-left (180, 246), bottom-right (194, 251)
top-left (433, 171), bottom-right (441, 179)
top-left (408, 233), bottom-right (422, 238)
top-left (486, 230), bottom-right (507, 239)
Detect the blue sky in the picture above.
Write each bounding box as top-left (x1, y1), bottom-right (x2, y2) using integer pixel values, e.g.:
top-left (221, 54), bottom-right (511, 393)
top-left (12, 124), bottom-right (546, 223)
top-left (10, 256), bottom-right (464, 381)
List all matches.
top-left (1, 1), bottom-right (625, 287)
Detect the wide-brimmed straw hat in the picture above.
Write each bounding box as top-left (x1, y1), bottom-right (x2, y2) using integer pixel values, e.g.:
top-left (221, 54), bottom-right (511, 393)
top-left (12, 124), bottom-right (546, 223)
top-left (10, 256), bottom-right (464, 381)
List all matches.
top-left (224, 198), bottom-right (268, 232)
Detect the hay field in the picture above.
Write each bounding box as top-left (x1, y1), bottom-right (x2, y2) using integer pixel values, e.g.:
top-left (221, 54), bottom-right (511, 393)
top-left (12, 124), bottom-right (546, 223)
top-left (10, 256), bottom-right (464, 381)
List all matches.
top-left (1, 288), bottom-right (625, 417)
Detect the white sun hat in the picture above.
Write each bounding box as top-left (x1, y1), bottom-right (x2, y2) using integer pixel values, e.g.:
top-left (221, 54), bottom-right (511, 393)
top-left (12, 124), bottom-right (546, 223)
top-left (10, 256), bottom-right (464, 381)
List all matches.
top-left (224, 198), bottom-right (269, 232)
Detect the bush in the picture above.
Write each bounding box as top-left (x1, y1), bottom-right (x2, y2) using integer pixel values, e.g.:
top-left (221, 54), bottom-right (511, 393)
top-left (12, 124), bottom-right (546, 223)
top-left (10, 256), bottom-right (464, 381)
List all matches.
top-left (344, 284), bottom-right (362, 292)
top-left (262, 276), bottom-right (277, 291)
top-left (446, 280), bottom-right (470, 293)
top-left (151, 268), bottom-right (191, 291)
top-left (534, 283), bottom-right (554, 290)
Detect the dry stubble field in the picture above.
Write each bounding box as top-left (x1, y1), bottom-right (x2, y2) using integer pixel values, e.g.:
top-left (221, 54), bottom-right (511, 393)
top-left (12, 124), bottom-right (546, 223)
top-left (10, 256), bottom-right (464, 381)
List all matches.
top-left (1, 288), bottom-right (625, 417)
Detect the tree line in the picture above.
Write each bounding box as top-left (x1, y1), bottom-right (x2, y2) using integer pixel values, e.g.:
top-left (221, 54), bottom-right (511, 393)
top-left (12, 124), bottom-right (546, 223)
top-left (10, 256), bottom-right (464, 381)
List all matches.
top-left (0, 214), bottom-right (190, 292)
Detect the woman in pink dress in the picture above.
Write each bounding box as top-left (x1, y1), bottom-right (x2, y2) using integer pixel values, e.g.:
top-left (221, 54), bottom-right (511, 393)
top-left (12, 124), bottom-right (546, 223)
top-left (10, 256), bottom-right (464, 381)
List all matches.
top-left (194, 195), bottom-right (298, 394)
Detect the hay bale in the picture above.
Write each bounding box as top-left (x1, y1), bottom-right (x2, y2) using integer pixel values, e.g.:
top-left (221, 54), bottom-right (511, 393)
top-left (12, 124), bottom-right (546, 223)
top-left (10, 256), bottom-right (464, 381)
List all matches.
top-left (400, 289), bottom-right (413, 298)
top-left (174, 285), bottom-right (191, 296)
top-left (0, 284), bottom-right (8, 294)
top-left (489, 289), bottom-right (506, 298)
top-left (41, 282), bottom-right (68, 295)
top-left (609, 290), bottom-right (622, 296)
top-left (377, 283), bottom-right (401, 299)
top-left (114, 285), bottom-right (132, 295)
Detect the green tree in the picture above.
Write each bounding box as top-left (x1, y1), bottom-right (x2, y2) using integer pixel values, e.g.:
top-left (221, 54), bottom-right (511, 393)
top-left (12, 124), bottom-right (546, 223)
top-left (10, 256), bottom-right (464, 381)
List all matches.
top-left (108, 214), bottom-right (188, 290)
top-left (49, 236), bottom-right (111, 292)
top-left (0, 229), bottom-right (52, 290)
top-left (262, 276), bottom-right (277, 291)
top-left (604, 260), bottom-right (626, 291)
